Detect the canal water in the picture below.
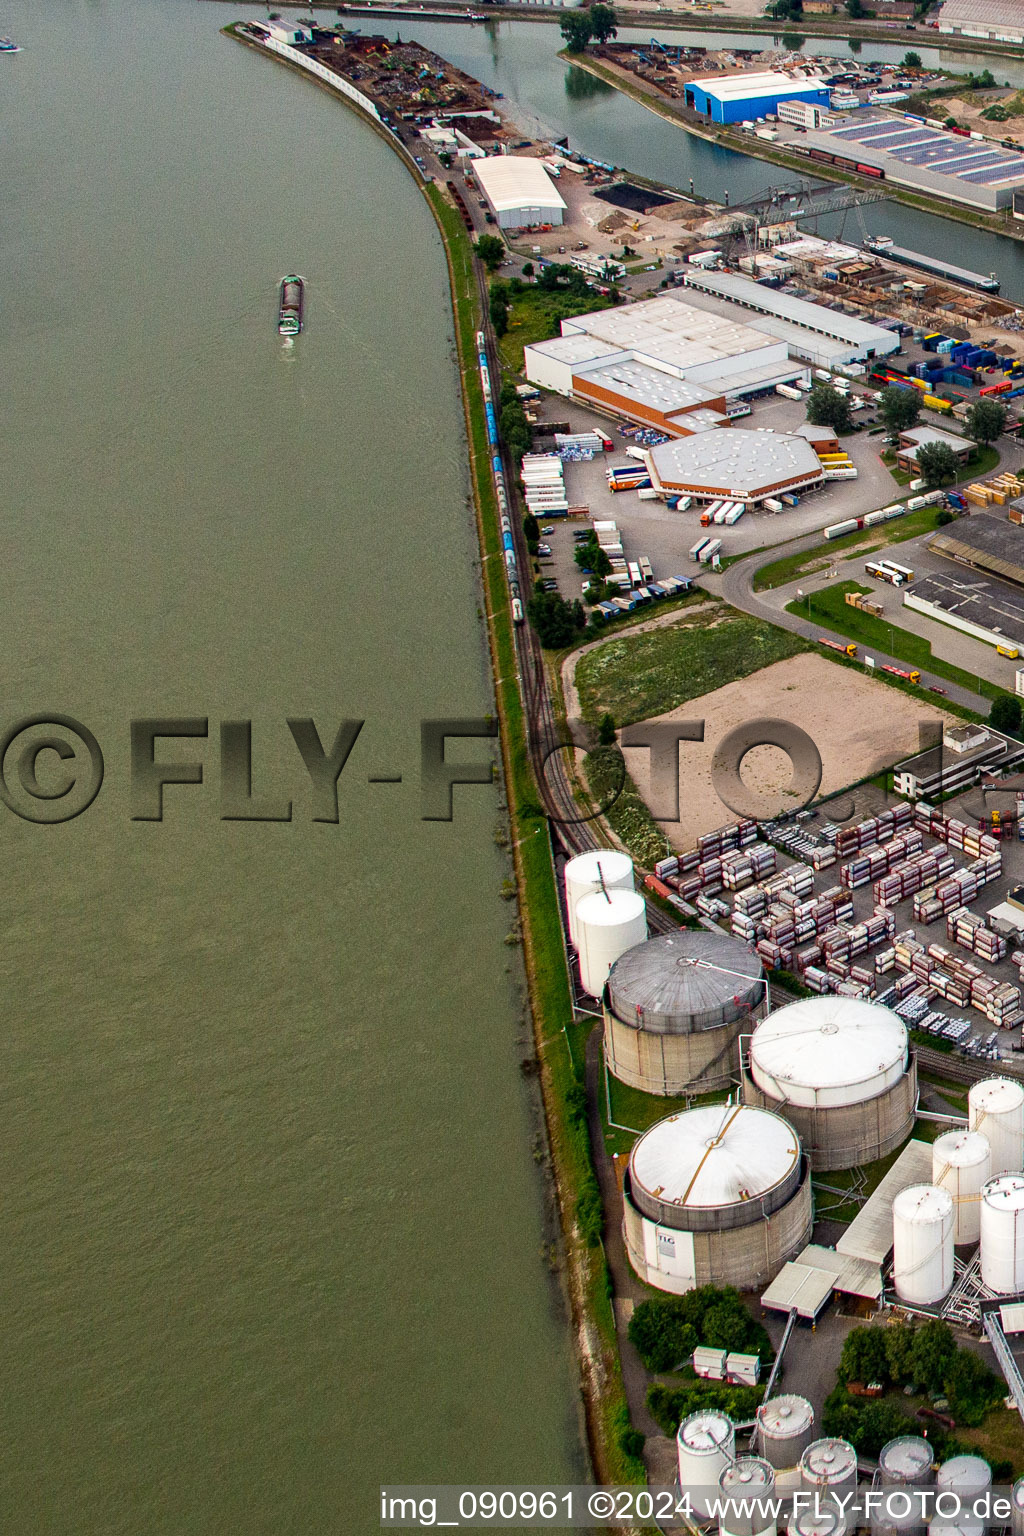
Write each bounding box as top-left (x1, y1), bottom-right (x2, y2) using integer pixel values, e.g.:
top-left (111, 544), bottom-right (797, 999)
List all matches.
top-left (0, 2), bottom-right (585, 1530)
top-left (382, 15), bottom-right (1024, 300)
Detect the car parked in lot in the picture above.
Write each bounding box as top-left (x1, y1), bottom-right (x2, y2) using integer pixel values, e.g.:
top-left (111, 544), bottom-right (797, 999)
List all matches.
top-left (536, 542), bottom-right (552, 556)
top-left (541, 579), bottom-right (559, 592)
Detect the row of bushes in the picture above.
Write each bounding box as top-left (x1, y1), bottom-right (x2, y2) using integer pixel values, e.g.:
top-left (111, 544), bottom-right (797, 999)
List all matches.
top-left (838, 1319), bottom-right (1003, 1425)
top-left (647, 1379), bottom-right (764, 1436)
top-left (628, 1286), bottom-right (773, 1375)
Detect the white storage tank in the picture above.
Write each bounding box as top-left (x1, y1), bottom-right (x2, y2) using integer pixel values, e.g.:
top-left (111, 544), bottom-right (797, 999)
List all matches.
top-left (757, 1396), bottom-right (815, 1470)
top-left (937, 1456), bottom-right (991, 1500)
top-left (878, 1435), bottom-right (934, 1484)
top-left (932, 1131), bottom-right (991, 1246)
top-left (623, 1102), bottom-right (812, 1295)
top-left (1011, 1477), bottom-right (1024, 1536)
top-left (743, 996), bottom-right (916, 1171)
top-left (969, 1078), bottom-right (1024, 1177)
top-left (604, 930), bottom-right (766, 1095)
top-left (788, 1513), bottom-right (846, 1536)
top-left (719, 1458), bottom-right (776, 1536)
top-left (563, 849), bottom-right (634, 948)
top-left (799, 1438), bottom-right (858, 1501)
top-left (677, 1411), bottom-right (736, 1518)
top-left (893, 1186), bottom-right (954, 1306)
top-left (981, 1174), bottom-right (1024, 1294)
top-left (575, 888), bottom-right (647, 999)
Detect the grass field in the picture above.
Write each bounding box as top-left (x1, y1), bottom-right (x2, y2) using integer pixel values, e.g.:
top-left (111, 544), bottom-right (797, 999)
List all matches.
top-left (575, 611), bottom-right (810, 727)
top-left (753, 506), bottom-right (947, 593)
top-left (497, 286), bottom-right (613, 374)
top-left (784, 580), bottom-right (1011, 703)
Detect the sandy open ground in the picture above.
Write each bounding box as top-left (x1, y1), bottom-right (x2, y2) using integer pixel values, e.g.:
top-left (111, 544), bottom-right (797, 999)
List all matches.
top-left (621, 653), bottom-right (956, 849)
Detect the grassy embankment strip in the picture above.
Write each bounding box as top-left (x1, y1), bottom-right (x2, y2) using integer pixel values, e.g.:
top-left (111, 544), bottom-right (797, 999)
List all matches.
top-left (752, 506), bottom-right (948, 592)
top-left (564, 53), bottom-right (1024, 245)
top-left (574, 611), bottom-right (810, 728)
top-left (427, 184), bottom-right (644, 1485)
top-left (785, 579), bottom-right (1015, 705)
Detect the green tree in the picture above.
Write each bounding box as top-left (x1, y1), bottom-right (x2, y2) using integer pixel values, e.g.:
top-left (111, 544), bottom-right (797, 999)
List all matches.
top-left (489, 288), bottom-right (509, 337)
top-left (909, 1319), bottom-right (956, 1394)
top-left (703, 1303), bottom-right (752, 1352)
top-left (838, 1324), bottom-right (890, 1386)
top-left (915, 441), bottom-right (961, 488)
top-left (521, 261), bottom-right (535, 278)
top-left (877, 383), bottom-right (921, 439)
top-left (884, 1320), bottom-right (917, 1385)
top-left (523, 512), bottom-right (540, 543)
top-left (845, 0), bottom-right (864, 16)
top-left (903, 50), bottom-right (922, 66)
top-left (559, 11), bottom-right (594, 51)
top-left (628, 1300), bottom-right (698, 1373)
top-left (807, 383), bottom-right (853, 435)
top-left (965, 397), bottom-right (1007, 445)
top-left (598, 712), bottom-right (617, 746)
top-left (475, 233), bottom-right (506, 271)
top-left (990, 693), bottom-right (1023, 736)
top-left (936, 508), bottom-right (955, 525)
top-left (527, 589), bottom-right (585, 648)
top-left (943, 1350), bottom-right (1002, 1427)
top-left (589, 3), bottom-right (619, 42)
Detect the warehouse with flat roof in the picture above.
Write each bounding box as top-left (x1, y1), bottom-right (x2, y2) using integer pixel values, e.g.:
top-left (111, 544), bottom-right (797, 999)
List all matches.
top-left (904, 568), bottom-right (1024, 651)
top-left (679, 268), bottom-right (900, 365)
top-left (895, 425), bottom-right (973, 472)
top-left (470, 155), bottom-right (566, 229)
top-left (798, 110), bottom-right (1024, 212)
top-left (939, 0), bottom-right (1024, 45)
top-left (645, 429), bottom-right (824, 505)
top-left (684, 71), bottom-right (831, 125)
top-left (929, 515), bottom-right (1024, 587)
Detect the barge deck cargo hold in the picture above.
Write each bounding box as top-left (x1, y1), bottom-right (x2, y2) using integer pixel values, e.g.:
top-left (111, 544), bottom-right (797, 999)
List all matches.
top-left (863, 238), bottom-right (999, 293)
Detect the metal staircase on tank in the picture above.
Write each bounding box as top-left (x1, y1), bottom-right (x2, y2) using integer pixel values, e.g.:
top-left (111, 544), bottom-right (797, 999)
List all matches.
top-left (942, 1249), bottom-right (996, 1329)
top-left (982, 1306), bottom-right (1024, 1420)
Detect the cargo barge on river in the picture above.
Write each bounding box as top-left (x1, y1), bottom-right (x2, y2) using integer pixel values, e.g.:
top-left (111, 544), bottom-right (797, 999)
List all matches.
top-left (862, 237), bottom-right (1000, 293)
top-left (278, 274), bottom-right (304, 336)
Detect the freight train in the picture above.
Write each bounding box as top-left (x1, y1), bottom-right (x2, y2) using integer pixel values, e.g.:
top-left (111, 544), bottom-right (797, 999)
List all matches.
top-left (477, 330), bottom-right (524, 626)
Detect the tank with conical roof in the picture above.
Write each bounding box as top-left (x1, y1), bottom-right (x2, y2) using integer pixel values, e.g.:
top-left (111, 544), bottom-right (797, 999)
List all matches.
top-left (719, 1458), bottom-right (776, 1536)
top-left (604, 930), bottom-right (766, 1096)
top-left (575, 887), bottom-right (647, 999)
top-left (742, 996), bottom-right (917, 1171)
top-left (932, 1131), bottom-right (991, 1246)
top-left (623, 1102), bottom-right (812, 1294)
top-left (799, 1438), bottom-right (858, 1502)
top-left (969, 1077), bottom-right (1024, 1177)
top-left (677, 1411), bottom-right (735, 1518)
top-left (756, 1396), bottom-right (814, 1470)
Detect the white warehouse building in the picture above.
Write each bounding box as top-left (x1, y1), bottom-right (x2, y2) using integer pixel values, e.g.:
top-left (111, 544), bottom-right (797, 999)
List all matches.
top-left (470, 156), bottom-right (566, 230)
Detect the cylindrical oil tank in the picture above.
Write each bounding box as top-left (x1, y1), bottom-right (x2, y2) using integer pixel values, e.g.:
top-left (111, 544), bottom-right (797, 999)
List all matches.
top-left (929, 1521), bottom-right (984, 1536)
top-left (604, 930), bottom-right (766, 1096)
top-left (742, 997), bottom-right (915, 1171)
top-left (719, 1458), bottom-right (776, 1536)
top-left (756, 1396), bottom-right (815, 1471)
top-left (893, 1185), bottom-right (954, 1306)
top-left (575, 888), bottom-right (647, 999)
top-left (981, 1174), bottom-right (1024, 1294)
top-left (932, 1131), bottom-right (991, 1246)
top-left (799, 1438), bottom-right (858, 1502)
top-left (937, 1456), bottom-right (991, 1500)
top-left (1011, 1477), bottom-right (1024, 1536)
top-left (623, 1102), bottom-right (813, 1295)
top-left (878, 1437), bottom-right (934, 1486)
top-left (678, 1411), bottom-right (736, 1518)
top-left (788, 1513), bottom-right (846, 1536)
top-left (969, 1078), bottom-right (1024, 1177)
top-left (563, 850), bottom-right (634, 948)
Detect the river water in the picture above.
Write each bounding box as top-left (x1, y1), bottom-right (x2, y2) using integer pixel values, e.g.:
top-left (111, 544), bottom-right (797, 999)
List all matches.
top-left (0, 3), bottom-right (584, 1530)
top-left (381, 15), bottom-right (1024, 299)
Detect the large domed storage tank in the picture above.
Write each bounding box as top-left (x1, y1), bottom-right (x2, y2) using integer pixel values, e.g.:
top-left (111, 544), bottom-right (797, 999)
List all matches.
top-left (575, 888), bottom-right (647, 999)
top-left (878, 1437), bottom-right (934, 1487)
top-left (742, 996), bottom-right (916, 1171)
top-left (563, 850), bottom-right (634, 948)
top-left (969, 1078), bottom-right (1024, 1177)
top-left (799, 1439), bottom-right (858, 1502)
top-left (932, 1131), bottom-right (991, 1246)
top-left (623, 1102), bottom-right (812, 1295)
top-left (935, 1454), bottom-right (991, 1532)
top-left (981, 1174), bottom-right (1024, 1294)
top-left (756, 1396), bottom-right (815, 1471)
top-left (677, 1411), bottom-right (736, 1518)
top-left (604, 931), bottom-right (766, 1096)
top-left (893, 1186), bottom-right (954, 1307)
top-left (719, 1459), bottom-right (777, 1536)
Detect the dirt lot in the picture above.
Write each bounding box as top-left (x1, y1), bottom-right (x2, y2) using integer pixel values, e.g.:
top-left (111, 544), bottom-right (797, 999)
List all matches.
top-left (621, 652), bottom-right (957, 846)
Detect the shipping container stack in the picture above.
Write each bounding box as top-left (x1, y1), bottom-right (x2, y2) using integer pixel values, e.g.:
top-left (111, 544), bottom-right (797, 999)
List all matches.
top-left (912, 855), bottom-right (1002, 925)
top-left (834, 804), bottom-right (915, 860)
top-left (946, 906), bottom-right (1008, 963)
top-left (874, 848), bottom-right (956, 907)
top-left (839, 829), bottom-right (924, 890)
